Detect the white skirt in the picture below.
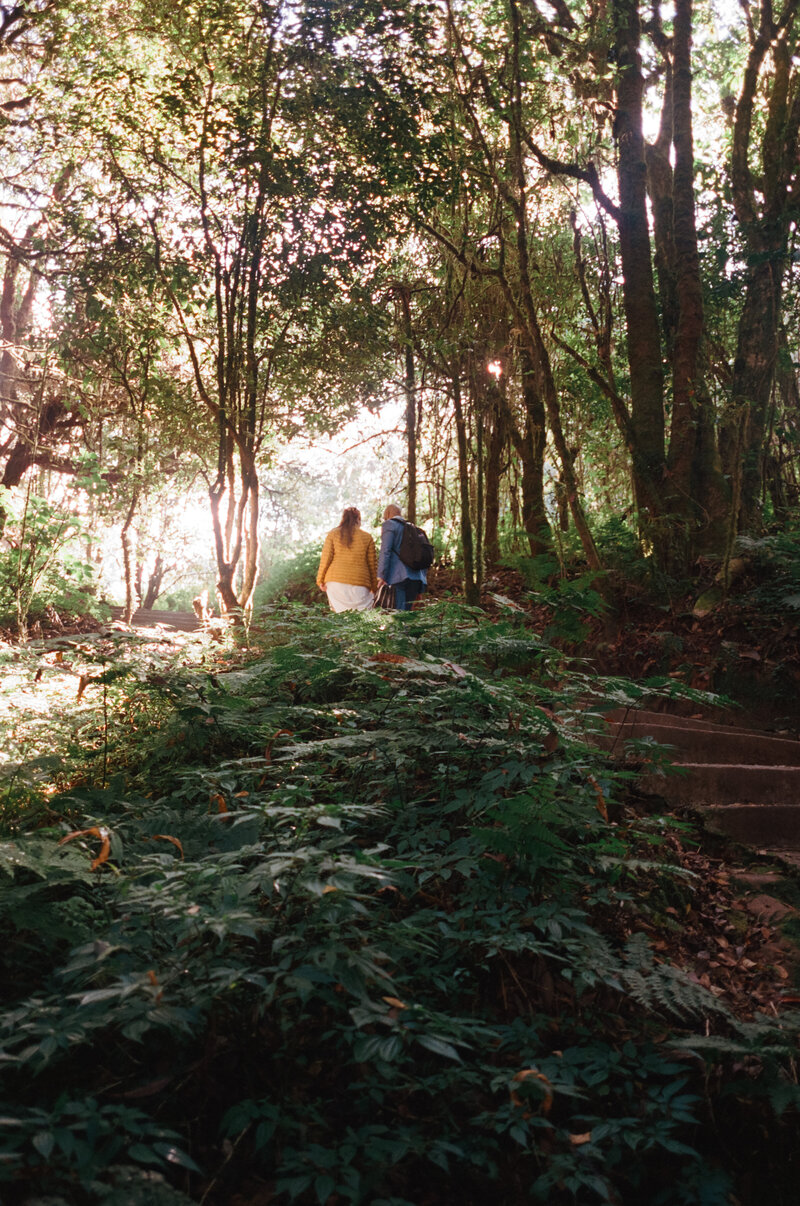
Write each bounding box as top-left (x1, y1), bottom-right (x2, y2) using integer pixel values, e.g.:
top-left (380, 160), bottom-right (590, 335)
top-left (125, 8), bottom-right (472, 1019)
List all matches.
top-left (325, 582), bottom-right (375, 613)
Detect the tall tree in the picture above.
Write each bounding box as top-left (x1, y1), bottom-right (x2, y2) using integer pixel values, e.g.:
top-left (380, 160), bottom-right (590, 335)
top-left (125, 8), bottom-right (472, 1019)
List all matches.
top-left (0, 2), bottom-right (82, 532)
top-left (27, 0), bottom-right (395, 612)
top-left (727, 0), bottom-right (800, 530)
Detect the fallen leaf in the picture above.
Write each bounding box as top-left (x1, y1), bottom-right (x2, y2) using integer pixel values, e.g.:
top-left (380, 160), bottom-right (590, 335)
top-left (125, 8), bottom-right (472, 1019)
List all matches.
top-left (511, 1069), bottom-right (553, 1115)
top-left (152, 835), bottom-right (184, 859)
top-left (58, 826), bottom-right (111, 870)
top-left (543, 730), bottom-right (560, 755)
top-left (586, 774), bottom-right (608, 822)
top-left (265, 729), bottom-right (293, 764)
top-left (146, 969), bottom-right (163, 1003)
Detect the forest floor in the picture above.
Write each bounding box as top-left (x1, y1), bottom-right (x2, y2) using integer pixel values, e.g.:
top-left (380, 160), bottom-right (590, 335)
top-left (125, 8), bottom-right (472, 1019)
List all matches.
top-left (4, 573), bottom-right (800, 1030)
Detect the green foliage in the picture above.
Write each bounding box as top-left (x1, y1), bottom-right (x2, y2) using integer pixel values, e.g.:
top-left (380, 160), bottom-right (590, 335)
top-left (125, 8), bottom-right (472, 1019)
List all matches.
top-left (0, 489), bottom-right (102, 633)
top-left (0, 604), bottom-right (796, 1203)
top-left (505, 553), bottom-right (607, 643)
top-left (155, 581), bottom-right (216, 613)
top-left (593, 515), bottom-right (643, 572)
top-left (0, 1097), bottom-right (199, 1187)
top-left (590, 516), bottom-right (697, 605)
top-left (737, 525), bottom-right (800, 615)
top-left (255, 542), bottom-right (324, 605)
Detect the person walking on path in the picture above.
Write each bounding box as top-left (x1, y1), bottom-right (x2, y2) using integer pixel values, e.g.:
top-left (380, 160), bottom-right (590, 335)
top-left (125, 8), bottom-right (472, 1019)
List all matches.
top-left (317, 507), bottom-right (378, 612)
top-left (377, 503), bottom-right (427, 611)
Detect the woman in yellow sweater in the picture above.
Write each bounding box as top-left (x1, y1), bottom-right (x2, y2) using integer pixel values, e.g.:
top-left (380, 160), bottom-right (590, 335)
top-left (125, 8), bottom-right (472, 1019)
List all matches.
top-left (316, 507), bottom-right (378, 612)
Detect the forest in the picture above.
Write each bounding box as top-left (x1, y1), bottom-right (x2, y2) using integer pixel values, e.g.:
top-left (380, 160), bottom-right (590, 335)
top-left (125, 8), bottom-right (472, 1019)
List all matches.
top-left (3, 0), bottom-right (800, 1203)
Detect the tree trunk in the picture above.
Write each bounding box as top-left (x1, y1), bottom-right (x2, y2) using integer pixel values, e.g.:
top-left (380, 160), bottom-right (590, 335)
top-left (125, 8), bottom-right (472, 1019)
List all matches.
top-left (691, 382), bottom-right (730, 553)
top-left (121, 495), bottom-right (140, 625)
top-left (1, 396), bottom-right (66, 495)
top-left (452, 369), bottom-right (479, 604)
top-left (0, 172), bottom-right (74, 535)
top-left (660, 0), bottom-right (706, 565)
top-left (141, 553), bottom-right (168, 610)
top-left (506, 0), bottom-right (598, 569)
top-left (209, 446), bottom-right (261, 616)
top-left (483, 386), bottom-right (505, 566)
top-left (512, 346), bottom-right (551, 558)
top-left (612, 0), bottom-right (667, 549)
top-left (398, 287), bottom-right (417, 524)
top-left (642, 0), bottom-right (728, 560)
top-left (509, 460), bottom-right (521, 546)
top-left (729, 258), bottom-right (784, 529)
top-left (727, 2), bottom-right (800, 530)
top-left (475, 406), bottom-right (484, 592)
top-left (766, 327), bottom-right (800, 522)
top-left (530, 328), bottom-right (602, 570)
top-left (239, 459), bottom-right (261, 612)
top-left (210, 479), bottom-right (240, 613)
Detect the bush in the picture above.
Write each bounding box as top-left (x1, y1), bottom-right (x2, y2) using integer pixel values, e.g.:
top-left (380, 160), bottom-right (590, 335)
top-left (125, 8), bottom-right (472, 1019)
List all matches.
top-left (155, 582), bottom-right (216, 612)
top-left (0, 490), bottom-right (103, 633)
top-left (255, 542), bottom-right (323, 605)
top-left (737, 525), bottom-right (800, 615)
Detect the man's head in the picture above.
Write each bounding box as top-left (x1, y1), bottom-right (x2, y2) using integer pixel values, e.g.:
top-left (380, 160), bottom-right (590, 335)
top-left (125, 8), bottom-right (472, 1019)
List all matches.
top-left (383, 504), bottom-right (402, 521)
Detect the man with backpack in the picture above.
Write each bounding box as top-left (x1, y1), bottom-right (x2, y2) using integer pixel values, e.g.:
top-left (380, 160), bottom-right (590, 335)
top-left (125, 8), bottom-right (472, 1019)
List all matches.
top-left (377, 504), bottom-right (433, 611)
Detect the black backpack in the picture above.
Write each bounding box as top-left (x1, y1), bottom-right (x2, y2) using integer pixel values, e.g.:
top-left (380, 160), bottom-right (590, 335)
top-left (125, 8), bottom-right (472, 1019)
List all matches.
top-left (395, 519), bottom-right (435, 571)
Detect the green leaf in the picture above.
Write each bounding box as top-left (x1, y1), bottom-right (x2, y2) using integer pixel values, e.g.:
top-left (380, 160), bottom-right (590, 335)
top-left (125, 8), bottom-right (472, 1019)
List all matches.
top-left (416, 1034), bottom-right (462, 1062)
top-left (128, 1142), bottom-right (161, 1165)
top-left (154, 1142), bottom-right (202, 1172)
top-left (315, 1174), bottom-right (336, 1203)
top-left (32, 1130), bottom-right (55, 1159)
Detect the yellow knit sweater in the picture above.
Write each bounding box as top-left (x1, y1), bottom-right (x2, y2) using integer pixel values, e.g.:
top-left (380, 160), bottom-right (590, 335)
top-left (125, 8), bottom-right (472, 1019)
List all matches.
top-left (316, 527), bottom-right (378, 593)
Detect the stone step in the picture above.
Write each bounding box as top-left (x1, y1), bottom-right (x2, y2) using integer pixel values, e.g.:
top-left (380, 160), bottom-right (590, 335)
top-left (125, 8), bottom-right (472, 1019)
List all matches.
top-left (602, 720), bottom-right (800, 767)
top-left (642, 761), bottom-right (800, 807)
top-left (698, 805), bottom-right (800, 849)
top-left (600, 706), bottom-right (800, 853)
top-left (109, 607), bottom-right (200, 632)
top-left (601, 707), bottom-right (771, 737)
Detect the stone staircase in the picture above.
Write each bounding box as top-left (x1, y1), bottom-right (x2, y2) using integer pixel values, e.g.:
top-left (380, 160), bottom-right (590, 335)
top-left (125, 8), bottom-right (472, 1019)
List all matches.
top-left (601, 708), bottom-right (800, 858)
top-left (109, 607), bottom-right (200, 632)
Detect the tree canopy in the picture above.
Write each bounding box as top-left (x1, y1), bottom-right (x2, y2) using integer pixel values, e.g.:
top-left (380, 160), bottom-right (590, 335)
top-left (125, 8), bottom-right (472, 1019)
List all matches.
top-left (0, 0), bottom-right (799, 610)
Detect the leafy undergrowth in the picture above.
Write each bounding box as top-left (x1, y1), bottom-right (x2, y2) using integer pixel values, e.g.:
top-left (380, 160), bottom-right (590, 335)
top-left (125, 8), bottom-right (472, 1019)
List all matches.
top-left (1, 603), bottom-right (799, 1205)
top-left (462, 558), bottom-right (800, 732)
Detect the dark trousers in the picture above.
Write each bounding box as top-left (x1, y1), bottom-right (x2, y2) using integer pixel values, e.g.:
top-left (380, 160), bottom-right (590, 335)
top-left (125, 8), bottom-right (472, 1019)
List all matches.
top-left (394, 579), bottom-right (423, 611)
